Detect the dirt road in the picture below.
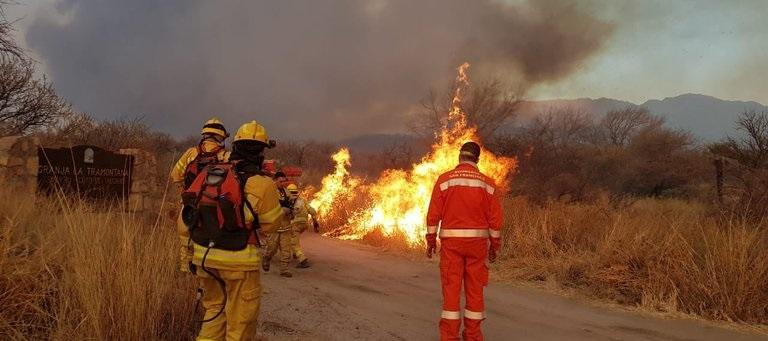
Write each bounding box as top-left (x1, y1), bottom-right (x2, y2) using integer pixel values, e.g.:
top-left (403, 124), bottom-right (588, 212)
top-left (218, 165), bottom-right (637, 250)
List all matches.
top-left (259, 233), bottom-right (765, 341)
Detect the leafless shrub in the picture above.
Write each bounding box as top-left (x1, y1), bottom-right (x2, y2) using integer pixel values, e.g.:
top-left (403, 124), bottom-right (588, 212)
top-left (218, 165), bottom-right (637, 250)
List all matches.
top-left (710, 110), bottom-right (768, 215)
top-left (501, 107), bottom-right (706, 202)
top-left (0, 2), bottom-right (22, 61)
top-left (0, 60), bottom-right (72, 136)
top-left (715, 110), bottom-right (768, 168)
top-left (623, 119), bottom-right (700, 196)
top-left (409, 79), bottom-right (520, 143)
top-left (0, 3), bottom-right (71, 136)
top-left (525, 106), bottom-right (596, 146)
top-left (600, 106), bottom-right (653, 146)
top-left (44, 113), bottom-right (175, 155)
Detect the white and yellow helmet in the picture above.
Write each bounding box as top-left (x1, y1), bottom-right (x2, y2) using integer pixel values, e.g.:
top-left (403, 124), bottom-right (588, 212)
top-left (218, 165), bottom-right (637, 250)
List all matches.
top-left (286, 183), bottom-right (299, 198)
top-left (200, 117), bottom-right (229, 138)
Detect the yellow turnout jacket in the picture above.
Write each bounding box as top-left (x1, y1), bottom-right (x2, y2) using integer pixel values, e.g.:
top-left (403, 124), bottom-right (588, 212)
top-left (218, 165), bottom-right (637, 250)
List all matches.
top-left (170, 141), bottom-right (230, 184)
top-left (291, 197), bottom-right (317, 230)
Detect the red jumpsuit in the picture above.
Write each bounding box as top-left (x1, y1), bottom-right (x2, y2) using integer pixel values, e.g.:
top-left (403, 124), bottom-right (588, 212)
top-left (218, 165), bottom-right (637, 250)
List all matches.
top-left (426, 161), bottom-right (502, 341)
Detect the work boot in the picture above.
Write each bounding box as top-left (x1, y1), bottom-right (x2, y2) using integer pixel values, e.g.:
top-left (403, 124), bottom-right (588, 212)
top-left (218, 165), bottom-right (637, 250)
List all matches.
top-left (280, 271), bottom-right (293, 278)
top-left (296, 259), bottom-right (311, 268)
top-left (262, 258), bottom-right (271, 272)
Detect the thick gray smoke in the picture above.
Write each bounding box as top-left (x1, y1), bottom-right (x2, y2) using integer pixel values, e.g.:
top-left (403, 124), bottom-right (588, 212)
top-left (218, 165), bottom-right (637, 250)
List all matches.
top-left (26, 0), bottom-right (611, 139)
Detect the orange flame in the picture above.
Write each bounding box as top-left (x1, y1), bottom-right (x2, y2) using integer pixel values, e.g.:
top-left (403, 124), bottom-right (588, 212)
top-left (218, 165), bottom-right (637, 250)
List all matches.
top-left (311, 63), bottom-right (517, 246)
top-left (309, 148), bottom-right (361, 217)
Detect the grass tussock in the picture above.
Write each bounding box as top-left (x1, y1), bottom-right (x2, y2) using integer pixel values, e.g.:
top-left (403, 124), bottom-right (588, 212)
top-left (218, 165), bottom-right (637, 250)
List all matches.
top-left (498, 197), bottom-right (768, 324)
top-left (0, 189), bottom-right (197, 340)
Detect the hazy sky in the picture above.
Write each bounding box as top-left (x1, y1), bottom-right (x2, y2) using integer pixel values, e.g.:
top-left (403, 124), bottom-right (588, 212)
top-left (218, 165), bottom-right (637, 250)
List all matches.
top-left (3, 0), bottom-right (767, 139)
top-left (530, 0), bottom-right (768, 104)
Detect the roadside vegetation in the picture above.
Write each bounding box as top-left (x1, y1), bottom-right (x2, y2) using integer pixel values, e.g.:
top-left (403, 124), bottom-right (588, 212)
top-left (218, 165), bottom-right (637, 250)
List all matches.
top-left (309, 82), bottom-right (768, 325)
top-left (498, 197), bottom-right (768, 324)
top-left (0, 189), bottom-right (197, 339)
top-left (0, 2), bottom-right (765, 337)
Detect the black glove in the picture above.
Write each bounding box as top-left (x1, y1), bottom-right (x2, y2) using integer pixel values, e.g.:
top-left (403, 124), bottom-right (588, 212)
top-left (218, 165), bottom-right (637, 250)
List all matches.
top-left (312, 219), bottom-right (320, 233)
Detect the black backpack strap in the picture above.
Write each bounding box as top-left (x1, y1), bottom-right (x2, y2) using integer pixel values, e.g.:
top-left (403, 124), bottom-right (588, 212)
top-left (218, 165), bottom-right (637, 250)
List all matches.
top-left (241, 182), bottom-right (259, 228)
top-left (244, 198), bottom-right (258, 229)
top-left (244, 198), bottom-right (261, 247)
top-left (237, 172), bottom-right (262, 246)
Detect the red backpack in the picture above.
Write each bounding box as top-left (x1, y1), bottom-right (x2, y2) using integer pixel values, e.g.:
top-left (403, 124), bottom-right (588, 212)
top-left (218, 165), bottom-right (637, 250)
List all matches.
top-left (181, 163), bottom-right (258, 251)
top-left (183, 143), bottom-right (224, 189)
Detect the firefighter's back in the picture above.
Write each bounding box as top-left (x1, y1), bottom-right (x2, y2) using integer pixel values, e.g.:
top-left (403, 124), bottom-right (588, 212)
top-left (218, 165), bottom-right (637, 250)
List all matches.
top-left (435, 163), bottom-right (497, 239)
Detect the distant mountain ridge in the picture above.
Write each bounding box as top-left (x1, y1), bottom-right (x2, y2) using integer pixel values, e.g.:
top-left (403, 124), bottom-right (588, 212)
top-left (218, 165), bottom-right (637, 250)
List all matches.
top-left (338, 94), bottom-right (767, 152)
top-left (519, 93), bottom-right (768, 141)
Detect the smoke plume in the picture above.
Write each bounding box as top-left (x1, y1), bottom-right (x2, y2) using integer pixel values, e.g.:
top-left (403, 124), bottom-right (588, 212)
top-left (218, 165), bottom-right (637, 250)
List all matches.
top-left (26, 0), bottom-right (612, 139)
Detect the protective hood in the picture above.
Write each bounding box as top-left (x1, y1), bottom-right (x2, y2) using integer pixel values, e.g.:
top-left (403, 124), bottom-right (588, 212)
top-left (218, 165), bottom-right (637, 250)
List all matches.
top-left (200, 139), bottom-right (224, 153)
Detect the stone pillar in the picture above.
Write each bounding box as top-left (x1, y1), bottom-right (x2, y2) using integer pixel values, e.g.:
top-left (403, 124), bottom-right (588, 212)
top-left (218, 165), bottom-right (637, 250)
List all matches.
top-left (119, 148), bottom-right (161, 213)
top-left (0, 135), bottom-right (40, 194)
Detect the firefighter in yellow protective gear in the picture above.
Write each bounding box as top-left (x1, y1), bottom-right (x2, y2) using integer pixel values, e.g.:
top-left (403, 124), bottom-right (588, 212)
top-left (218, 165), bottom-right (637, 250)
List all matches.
top-left (172, 118), bottom-right (231, 273)
top-left (171, 117), bottom-right (231, 186)
top-left (190, 120), bottom-right (283, 341)
top-left (286, 183), bottom-right (319, 268)
top-left (262, 177), bottom-right (295, 277)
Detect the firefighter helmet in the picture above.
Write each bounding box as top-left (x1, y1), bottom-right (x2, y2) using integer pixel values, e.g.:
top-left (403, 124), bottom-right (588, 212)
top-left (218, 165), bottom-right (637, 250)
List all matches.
top-left (234, 120), bottom-right (270, 145)
top-left (200, 117), bottom-right (228, 138)
top-left (286, 183), bottom-right (299, 194)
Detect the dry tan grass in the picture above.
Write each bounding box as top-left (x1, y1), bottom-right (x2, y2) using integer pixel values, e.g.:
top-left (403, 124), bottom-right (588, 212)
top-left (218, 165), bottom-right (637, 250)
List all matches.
top-left (3, 185), bottom-right (766, 338)
top-left (323, 190), bottom-right (768, 325)
top-left (0, 189), bottom-right (197, 340)
top-left (497, 197), bottom-right (768, 324)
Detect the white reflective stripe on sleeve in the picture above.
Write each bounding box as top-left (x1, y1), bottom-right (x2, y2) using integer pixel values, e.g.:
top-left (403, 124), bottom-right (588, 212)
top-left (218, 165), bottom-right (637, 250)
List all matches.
top-left (489, 229), bottom-right (501, 238)
top-left (439, 178), bottom-right (495, 195)
top-left (427, 225), bottom-right (438, 234)
top-left (441, 310), bottom-right (461, 320)
top-left (464, 309), bottom-right (485, 320)
top-left (439, 229), bottom-right (489, 238)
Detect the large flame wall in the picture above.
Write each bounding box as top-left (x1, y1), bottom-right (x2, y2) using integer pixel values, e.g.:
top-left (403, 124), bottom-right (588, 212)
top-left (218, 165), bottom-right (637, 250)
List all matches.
top-left (310, 63), bottom-right (516, 246)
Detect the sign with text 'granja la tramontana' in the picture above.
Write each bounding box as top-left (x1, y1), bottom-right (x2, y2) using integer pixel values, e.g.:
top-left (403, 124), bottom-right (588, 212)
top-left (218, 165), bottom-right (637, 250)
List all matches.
top-left (37, 145), bottom-right (134, 200)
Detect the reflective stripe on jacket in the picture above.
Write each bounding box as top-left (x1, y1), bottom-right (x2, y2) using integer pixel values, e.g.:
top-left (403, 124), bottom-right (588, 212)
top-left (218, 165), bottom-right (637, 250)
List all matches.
top-left (426, 161), bottom-right (502, 243)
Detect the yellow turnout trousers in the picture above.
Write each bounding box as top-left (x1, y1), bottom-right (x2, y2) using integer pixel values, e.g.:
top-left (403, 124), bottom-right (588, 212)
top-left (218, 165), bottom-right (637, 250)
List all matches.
top-left (178, 213), bottom-right (193, 272)
top-left (197, 270), bottom-right (261, 341)
top-left (290, 223), bottom-right (309, 262)
top-left (265, 230), bottom-right (292, 272)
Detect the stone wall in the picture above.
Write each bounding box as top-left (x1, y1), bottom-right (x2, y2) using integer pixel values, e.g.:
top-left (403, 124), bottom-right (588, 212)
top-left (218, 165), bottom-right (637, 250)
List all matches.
top-left (0, 136), bottom-right (161, 213)
top-left (0, 135), bottom-right (39, 193)
top-left (119, 148), bottom-right (162, 213)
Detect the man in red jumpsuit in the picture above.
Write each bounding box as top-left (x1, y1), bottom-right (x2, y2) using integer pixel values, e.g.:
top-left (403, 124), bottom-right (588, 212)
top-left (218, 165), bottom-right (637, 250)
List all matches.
top-left (426, 141), bottom-right (503, 341)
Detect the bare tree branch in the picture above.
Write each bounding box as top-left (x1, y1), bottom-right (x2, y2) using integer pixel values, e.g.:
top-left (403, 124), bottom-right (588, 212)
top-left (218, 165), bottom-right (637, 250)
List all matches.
top-left (0, 2), bottom-right (23, 61)
top-left (601, 106), bottom-right (652, 146)
top-left (408, 79), bottom-right (520, 142)
top-left (0, 60), bottom-right (72, 136)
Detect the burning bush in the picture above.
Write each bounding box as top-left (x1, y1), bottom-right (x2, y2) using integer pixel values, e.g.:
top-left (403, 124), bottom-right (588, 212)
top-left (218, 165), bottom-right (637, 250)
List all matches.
top-left (309, 63), bottom-right (516, 246)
